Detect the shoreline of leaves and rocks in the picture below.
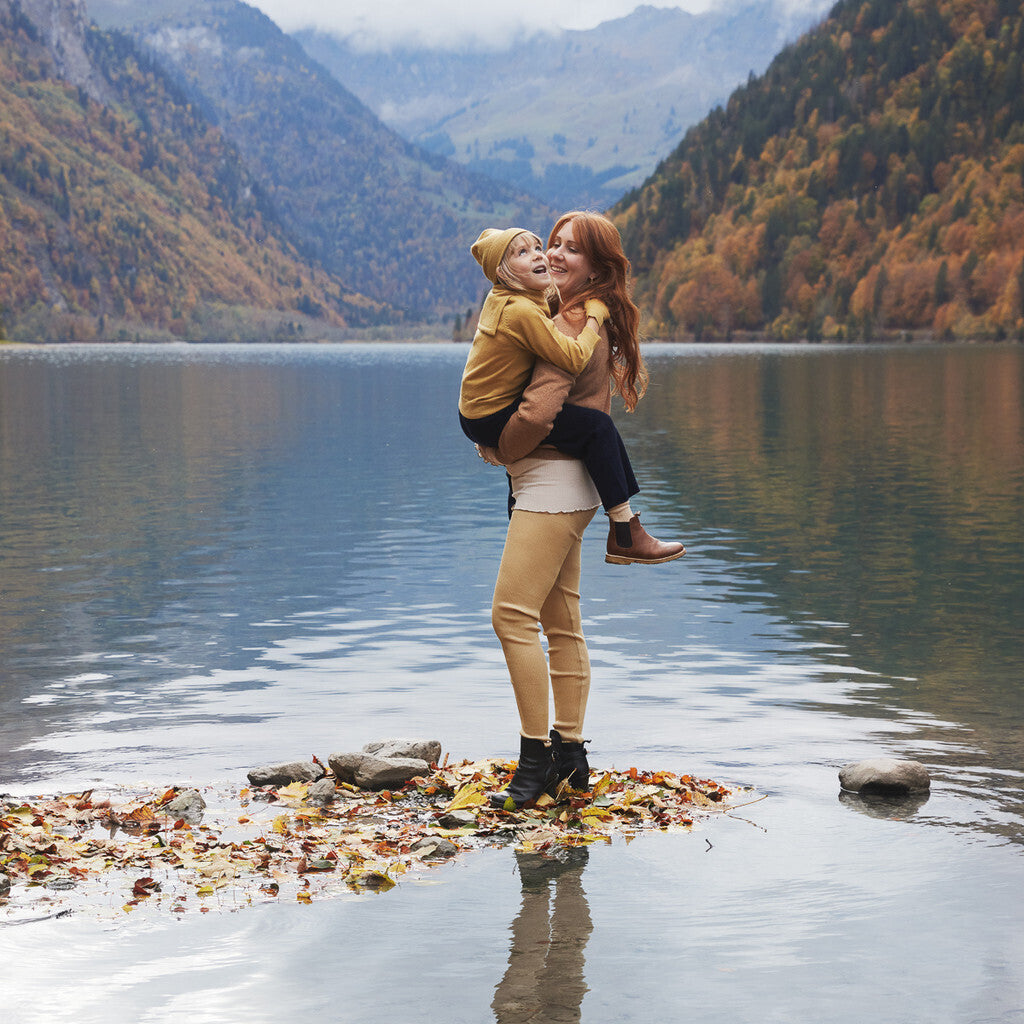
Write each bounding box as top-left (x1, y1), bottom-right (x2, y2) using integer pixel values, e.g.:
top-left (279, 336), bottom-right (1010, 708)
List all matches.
top-left (0, 739), bottom-right (741, 923)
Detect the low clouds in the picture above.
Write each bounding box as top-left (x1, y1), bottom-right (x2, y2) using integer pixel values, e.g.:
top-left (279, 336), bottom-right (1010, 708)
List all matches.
top-left (248, 1), bottom-right (714, 50)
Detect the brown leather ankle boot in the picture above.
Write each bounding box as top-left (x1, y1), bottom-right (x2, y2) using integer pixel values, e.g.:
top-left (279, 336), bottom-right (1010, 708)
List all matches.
top-left (605, 515), bottom-right (686, 565)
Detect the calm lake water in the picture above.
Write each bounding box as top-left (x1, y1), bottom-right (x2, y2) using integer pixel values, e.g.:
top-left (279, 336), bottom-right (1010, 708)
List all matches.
top-left (1, 342), bottom-right (1022, 1023)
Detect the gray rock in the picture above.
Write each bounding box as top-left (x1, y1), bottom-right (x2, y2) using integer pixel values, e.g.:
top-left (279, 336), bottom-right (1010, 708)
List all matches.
top-left (362, 739), bottom-right (442, 765)
top-left (247, 761), bottom-right (324, 788)
top-left (438, 809), bottom-right (477, 829)
top-left (327, 750), bottom-right (429, 791)
top-left (411, 837), bottom-right (458, 858)
top-left (164, 788), bottom-right (206, 825)
top-left (0, 872), bottom-right (10, 897)
top-left (306, 777), bottom-right (337, 807)
top-left (326, 751), bottom-right (364, 785)
top-left (839, 758), bottom-right (931, 796)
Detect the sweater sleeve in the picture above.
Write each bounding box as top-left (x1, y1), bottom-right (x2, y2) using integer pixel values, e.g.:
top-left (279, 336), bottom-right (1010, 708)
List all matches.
top-left (513, 302), bottom-right (600, 375)
top-left (497, 322), bottom-right (613, 463)
top-left (497, 361), bottom-right (574, 462)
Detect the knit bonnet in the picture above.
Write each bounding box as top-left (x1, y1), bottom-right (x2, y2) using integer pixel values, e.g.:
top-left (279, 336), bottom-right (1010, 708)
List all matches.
top-left (471, 227), bottom-right (531, 284)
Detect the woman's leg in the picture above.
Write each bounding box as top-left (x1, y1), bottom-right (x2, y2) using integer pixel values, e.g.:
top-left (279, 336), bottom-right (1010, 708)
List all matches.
top-left (539, 509), bottom-right (595, 742)
top-left (492, 508), bottom-right (592, 740)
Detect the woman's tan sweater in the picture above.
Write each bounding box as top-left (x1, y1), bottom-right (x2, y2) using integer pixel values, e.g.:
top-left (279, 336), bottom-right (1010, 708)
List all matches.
top-left (496, 309), bottom-right (613, 463)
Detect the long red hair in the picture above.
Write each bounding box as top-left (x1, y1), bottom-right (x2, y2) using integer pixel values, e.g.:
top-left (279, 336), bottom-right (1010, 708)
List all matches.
top-left (547, 211), bottom-right (647, 411)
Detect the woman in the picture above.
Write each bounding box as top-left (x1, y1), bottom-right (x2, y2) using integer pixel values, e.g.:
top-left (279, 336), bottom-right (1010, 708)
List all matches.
top-left (482, 211), bottom-right (683, 809)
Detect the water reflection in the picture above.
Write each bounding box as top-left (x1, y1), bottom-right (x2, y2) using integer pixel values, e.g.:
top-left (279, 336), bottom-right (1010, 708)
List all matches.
top-left (0, 343), bottom-right (1021, 843)
top-left (838, 789), bottom-right (932, 820)
top-left (493, 849), bottom-right (592, 1024)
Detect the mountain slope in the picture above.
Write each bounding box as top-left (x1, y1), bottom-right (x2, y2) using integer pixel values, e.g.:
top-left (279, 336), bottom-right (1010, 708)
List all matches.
top-left (296, 1), bottom-right (833, 211)
top-left (87, 0), bottom-right (553, 316)
top-left (612, 0), bottom-right (1024, 341)
top-left (0, 0), bottom-right (381, 343)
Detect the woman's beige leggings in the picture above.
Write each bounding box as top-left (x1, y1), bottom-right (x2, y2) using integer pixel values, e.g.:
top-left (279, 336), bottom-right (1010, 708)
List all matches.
top-left (491, 507), bottom-right (596, 743)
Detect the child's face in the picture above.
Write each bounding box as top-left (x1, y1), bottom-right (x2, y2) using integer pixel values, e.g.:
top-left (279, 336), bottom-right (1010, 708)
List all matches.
top-left (503, 236), bottom-right (552, 291)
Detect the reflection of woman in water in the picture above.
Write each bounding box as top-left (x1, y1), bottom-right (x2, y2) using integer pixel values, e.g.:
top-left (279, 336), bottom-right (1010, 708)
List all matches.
top-left (492, 849), bottom-right (592, 1023)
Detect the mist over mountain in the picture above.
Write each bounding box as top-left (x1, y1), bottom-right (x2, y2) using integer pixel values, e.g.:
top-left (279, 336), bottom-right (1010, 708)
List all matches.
top-left (295, 1), bottom-right (832, 210)
top-left (86, 0), bottom-right (553, 316)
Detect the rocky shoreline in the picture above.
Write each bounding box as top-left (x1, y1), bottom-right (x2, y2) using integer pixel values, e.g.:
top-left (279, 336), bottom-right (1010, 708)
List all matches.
top-left (0, 740), bottom-right (737, 922)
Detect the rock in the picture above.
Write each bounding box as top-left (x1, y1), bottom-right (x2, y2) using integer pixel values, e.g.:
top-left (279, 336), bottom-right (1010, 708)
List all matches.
top-left (164, 788), bottom-right (206, 825)
top-left (839, 758), bottom-right (931, 796)
top-left (0, 872), bottom-right (10, 897)
top-left (327, 750), bottom-right (429, 790)
top-left (326, 751), bottom-right (364, 785)
top-left (438, 810), bottom-right (477, 829)
top-left (362, 739), bottom-right (442, 765)
top-left (411, 837), bottom-right (458, 858)
top-left (247, 761), bottom-right (324, 788)
top-left (306, 777), bottom-right (337, 807)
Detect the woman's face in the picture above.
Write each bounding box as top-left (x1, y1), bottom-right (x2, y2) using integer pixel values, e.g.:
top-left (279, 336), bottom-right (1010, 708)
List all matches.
top-left (547, 220), bottom-right (594, 300)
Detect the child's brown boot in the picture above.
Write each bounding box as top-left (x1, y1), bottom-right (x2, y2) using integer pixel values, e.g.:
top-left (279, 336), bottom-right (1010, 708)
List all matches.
top-left (605, 515), bottom-right (685, 565)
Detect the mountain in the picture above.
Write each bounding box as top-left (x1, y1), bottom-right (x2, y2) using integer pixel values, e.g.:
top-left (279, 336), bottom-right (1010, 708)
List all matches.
top-left (85, 0), bottom-right (553, 317)
top-left (611, 0), bottom-right (1024, 342)
top-left (295, 1), bottom-right (833, 211)
top-left (0, 0), bottom-right (383, 343)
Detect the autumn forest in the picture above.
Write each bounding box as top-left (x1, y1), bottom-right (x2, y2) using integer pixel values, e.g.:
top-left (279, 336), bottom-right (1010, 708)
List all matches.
top-left (613, 0), bottom-right (1024, 341)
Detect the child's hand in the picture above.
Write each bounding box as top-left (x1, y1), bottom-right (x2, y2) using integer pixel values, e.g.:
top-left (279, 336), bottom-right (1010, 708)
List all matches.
top-left (583, 298), bottom-right (610, 324)
top-left (476, 444), bottom-right (504, 467)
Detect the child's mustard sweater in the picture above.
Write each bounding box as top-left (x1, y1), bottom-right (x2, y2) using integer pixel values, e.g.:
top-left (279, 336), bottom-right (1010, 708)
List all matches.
top-left (458, 286), bottom-right (600, 418)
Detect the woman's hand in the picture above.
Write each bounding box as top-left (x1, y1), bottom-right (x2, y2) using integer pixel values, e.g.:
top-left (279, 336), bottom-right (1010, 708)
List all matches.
top-left (476, 444), bottom-right (504, 467)
top-left (583, 298), bottom-right (610, 325)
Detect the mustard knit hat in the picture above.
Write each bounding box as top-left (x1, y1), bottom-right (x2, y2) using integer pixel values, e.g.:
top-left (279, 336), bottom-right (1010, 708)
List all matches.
top-left (471, 227), bottom-right (531, 284)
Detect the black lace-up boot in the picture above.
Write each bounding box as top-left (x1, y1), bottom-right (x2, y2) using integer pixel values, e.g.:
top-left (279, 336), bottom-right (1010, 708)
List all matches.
top-left (489, 736), bottom-right (557, 810)
top-left (549, 729), bottom-right (592, 792)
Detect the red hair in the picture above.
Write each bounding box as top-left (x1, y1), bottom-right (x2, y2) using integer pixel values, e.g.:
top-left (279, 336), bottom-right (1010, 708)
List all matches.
top-left (547, 211), bottom-right (647, 411)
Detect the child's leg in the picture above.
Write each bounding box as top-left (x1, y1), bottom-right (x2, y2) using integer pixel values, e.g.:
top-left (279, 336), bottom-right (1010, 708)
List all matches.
top-left (538, 404), bottom-right (639, 511)
top-left (542, 405), bottom-right (686, 566)
top-left (459, 402), bottom-right (520, 448)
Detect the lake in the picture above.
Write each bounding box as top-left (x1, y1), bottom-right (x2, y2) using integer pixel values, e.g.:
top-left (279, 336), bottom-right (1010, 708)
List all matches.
top-left (1, 342), bottom-right (1022, 1023)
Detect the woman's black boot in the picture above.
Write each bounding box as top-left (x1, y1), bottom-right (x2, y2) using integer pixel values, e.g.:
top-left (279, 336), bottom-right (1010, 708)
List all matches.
top-left (550, 729), bottom-right (592, 792)
top-left (489, 736), bottom-right (557, 809)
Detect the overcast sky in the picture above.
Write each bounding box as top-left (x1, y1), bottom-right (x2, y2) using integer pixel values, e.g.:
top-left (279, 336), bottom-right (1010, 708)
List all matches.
top-left (246, 0), bottom-right (830, 50)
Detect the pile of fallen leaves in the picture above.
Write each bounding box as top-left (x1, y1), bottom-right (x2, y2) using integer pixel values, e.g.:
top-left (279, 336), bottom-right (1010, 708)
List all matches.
top-left (0, 758), bottom-right (737, 921)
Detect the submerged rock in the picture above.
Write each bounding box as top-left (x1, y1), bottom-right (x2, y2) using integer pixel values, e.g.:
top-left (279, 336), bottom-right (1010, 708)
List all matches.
top-left (839, 757), bottom-right (931, 796)
top-left (164, 788), bottom-right (206, 825)
top-left (438, 810), bottom-right (477, 829)
top-left (247, 761), bottom-right (324, 788)
top-left (411, 837), bottom-right (458, 858)
top-left (306, 777), bottom-right (337, 807)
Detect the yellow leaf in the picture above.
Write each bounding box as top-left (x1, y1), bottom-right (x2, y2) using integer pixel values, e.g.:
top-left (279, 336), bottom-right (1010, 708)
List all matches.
top-left (272, 815), bottom-right (289, 834)
top-left (592, 773), bottom-right (613, 796)
top-left (296, 891), bottom-right (312, 903)
top-left (445, 782), bottom-right (485, 812)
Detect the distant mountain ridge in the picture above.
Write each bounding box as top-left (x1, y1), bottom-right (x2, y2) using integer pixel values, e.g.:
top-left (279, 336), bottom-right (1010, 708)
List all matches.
top-left (611, 0), bottom-right (1024, 341)
top-left (295, 1), bottom-right (833, 210)
top-left (86, 0), bottom-right (553, 317)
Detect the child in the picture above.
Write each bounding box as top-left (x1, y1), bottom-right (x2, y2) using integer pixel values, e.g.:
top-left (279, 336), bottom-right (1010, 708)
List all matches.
top-left (458, 227), bottom-right (684, 564)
